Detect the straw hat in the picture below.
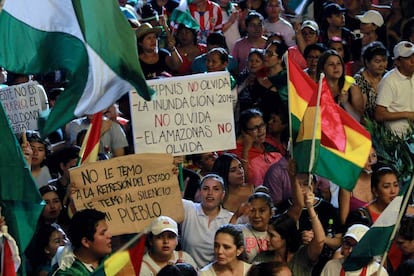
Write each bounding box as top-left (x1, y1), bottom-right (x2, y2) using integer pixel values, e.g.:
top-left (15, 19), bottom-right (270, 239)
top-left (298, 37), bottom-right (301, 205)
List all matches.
top-left (136, 23), bottom-right (162, 40)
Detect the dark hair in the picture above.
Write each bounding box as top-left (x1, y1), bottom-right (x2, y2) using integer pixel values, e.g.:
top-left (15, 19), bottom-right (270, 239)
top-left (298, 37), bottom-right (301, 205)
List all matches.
top-left (39, 184), bottom-right (59, 197)
top-left (215, 224), bottom-right (247, 261)
top-left (239, 108), bottom-right (263, 133)
top-left (177, 24), bottom-right (198, 46)
top-left (371, 166), bottom-right (397, 191)
top-left (266, 40), bottom-right (288, 60)
top-left (247, 261), bottom-right (291, 276)
top-left (245, 11), bottom-right (264, 27)
top-left (248, 48), bottom-right (265, 61)
top-left (268, 214), bottom-right (301, 253)
top-left (304, 43), bottom-right (327, 58)
top-left (68, 209), bottom-right (106, 249)
top-left (361, 41), bottom-right (389, 66)
top-left (200, 173), bottom-right (225, 190)
top-left (157, 263), bottom-right (198, 276)
top-left (212, 153), bottom-right (241, 192)
top-left (207, 31), bottom-right (228, 50)
top-left (398, 215), bottom-right (414, 241)
top-left (316, 49), bottom-right (345, 88)
top-left (248, 192), bottom-right (274, 211)
top-left (207, 47), bottom-right (229, 64)
top-left (28, 223), bottom-right (64, 270)
top-left (50, 145), bottom-right (80, 175)
top-left (25, 130), bottom-right (51, 156)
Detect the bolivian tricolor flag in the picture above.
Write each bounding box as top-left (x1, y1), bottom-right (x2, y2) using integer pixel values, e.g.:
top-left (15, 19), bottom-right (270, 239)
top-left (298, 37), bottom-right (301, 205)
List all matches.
top-left (79, 112), bottom-right (103, 164)
top-left (288, 51), bottom-right (371, 191)
top-left (92, 234), bottom-right (146, 276)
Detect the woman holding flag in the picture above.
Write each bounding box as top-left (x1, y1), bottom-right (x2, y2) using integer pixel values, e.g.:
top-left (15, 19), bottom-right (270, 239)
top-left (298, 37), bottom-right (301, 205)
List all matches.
top-left (316, 49), bottom-right (364, 122)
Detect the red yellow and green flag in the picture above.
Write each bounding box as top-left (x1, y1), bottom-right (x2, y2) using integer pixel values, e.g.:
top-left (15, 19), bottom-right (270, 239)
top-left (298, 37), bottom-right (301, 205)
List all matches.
top-left (288, 51), bottom-right (372, 191)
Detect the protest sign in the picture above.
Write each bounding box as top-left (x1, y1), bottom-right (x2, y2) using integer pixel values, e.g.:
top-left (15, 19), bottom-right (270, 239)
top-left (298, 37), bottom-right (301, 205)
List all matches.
top-left (130, 72), bottom-right (236, 156)
top-left (0, 81), bottom-right (48, 133)
top-left (69, 153), bottom-right (183, 235)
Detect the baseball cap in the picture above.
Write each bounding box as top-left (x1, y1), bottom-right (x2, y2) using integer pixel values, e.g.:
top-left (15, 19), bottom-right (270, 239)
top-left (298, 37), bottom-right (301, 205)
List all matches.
top-left (301, 20), bottom-right (320, 34)
top-left (343, 224), bottom-right (369, 242)
top-left (149, 216), bottom-right (178, 236)
top-left (393, 41), bottom-right (414, 59)
top-left (356, 10), bottom-right (384, 27)
top-left (323, 3), bottom-right (346, 18)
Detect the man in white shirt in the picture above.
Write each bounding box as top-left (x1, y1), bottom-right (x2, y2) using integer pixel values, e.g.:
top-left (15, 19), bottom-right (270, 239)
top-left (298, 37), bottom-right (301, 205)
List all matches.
top-left (376, 41), bottom-right (414, 137)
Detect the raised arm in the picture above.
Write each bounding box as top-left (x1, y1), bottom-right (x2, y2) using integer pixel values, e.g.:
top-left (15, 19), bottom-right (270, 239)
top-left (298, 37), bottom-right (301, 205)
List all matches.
top-left (305, 190), bottom-right (325, 263)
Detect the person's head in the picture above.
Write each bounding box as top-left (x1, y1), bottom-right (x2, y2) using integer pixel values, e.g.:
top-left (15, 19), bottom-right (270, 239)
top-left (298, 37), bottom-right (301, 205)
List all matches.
top-left (363, 146), bottom-right (378, 174)
top-left (341, 223), bottom-right (369, 257)
top-left (265, 0), bottom-right (283, 20)
top-left (176, 23), bottom-right (198, 47)
top-left (323, 3), bottom-right (346, 28)
top-left (245, 11), bottom-right (264, 39)
top-left (26, 130), bottom-right (51, 168)
top-left (157, 263), bottom-right (198, 276)
top-left (393, 41), bottom-right (414, 77)
top-left (264, 40), bottom-right (287, 70)
top-left (327, 36), bottom-right (350, 62)
top-left (263, 105), bottom-right (288, 138)
top-left (199, 174), bottom-right (226, 211)
top-left (402, 17), bottom-right (414, 43)
top-left (212, 153), bottom-right (245, 191)
top-left (140, 3), bottom-right (160, 26)
top-left (147, 216), bottom-right (179, 258)
top-left (39, 185), bottom-right (62, 223)
top-left (304, 43), bottom-right (327, 74)
top-left (316, 49), bottom-right (345, 85)
top-left (356, 10), bottom-right (384, 47)
top-left (361, 41), bottom-right (388, 76)
top-left (214, 224), bottom-right (247, 265)
top-left (396, 216), bottom-right (414, 256)
top-left (53, 145), bottom-right (80, 180)
top-left (267, 214), bottom-right (300, 253)
top-left (206, 47), bottom-right (228, 72)
top-left (247, 48), bottom-right (265, 74)
top-left (266, 32), bottom-right (285, 47)
top-left (136, 22), bottom-right (162, 52)
top-left (247, 261), bottom-right (292, 276)
top-left (206, 31), bottom-right (228, 51)
top-left (67, 209), bottom-right (112, 258)
top-left (191, 152), bottom-right (218, 174)
top-left (247, 192), bottom-right (274, 231)
top-left (28, 223), bottom-right (67, 271)
top-left (301, 20), bottom-right (320, 45)
top-left (239, 109), bottom-right (266, 144)
top-left (371, 166), bottom-right (399, 206)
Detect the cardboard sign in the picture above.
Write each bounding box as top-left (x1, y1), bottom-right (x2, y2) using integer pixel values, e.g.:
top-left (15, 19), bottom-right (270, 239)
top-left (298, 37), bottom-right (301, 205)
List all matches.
top-left (0, 81), bottom-right (48, 133)
top-left (130, 72), bottom-right (236, 156)
top-left (69, 153), bottom-right (184, 235)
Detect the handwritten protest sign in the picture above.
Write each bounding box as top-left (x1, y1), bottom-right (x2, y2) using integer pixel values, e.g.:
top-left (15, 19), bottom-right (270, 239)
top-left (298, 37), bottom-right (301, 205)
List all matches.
top-left (0, 81), bottom-right (48, 133)
top-left (69, 153), bottom-right (184, 235)
top-left (130, 72), bottom-right (236, 156)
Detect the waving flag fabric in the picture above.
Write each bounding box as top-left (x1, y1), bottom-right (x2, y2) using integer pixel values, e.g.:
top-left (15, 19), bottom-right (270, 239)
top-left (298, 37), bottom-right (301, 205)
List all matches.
top-left (79, 112), bottom-right (102, 164)
top-left (0, 0), bottom-right (155, 137)
top-left (92, 234), bottom-right (146, 276)
top-left (288, 51), bottom-right (371, 191)
top-left (343, 195), bottom-right (403, 271)
top-left (0, 103), bottom-right (44, 253)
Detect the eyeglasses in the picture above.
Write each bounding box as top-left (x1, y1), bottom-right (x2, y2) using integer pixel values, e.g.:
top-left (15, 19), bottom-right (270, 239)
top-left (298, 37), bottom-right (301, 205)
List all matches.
top-left (264, 51), bottom-right (278, 57)
top-left (246, 123), bottom-right (266, 132)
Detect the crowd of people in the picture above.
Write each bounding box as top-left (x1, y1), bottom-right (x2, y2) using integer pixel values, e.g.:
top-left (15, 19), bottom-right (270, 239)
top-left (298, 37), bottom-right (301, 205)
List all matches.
top-left (3, 0), bottom-right (414, 275)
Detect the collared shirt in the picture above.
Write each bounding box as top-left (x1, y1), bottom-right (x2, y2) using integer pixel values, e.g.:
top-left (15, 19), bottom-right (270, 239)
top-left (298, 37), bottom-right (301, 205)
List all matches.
top-left (180, 199), bottom-right (233, 267)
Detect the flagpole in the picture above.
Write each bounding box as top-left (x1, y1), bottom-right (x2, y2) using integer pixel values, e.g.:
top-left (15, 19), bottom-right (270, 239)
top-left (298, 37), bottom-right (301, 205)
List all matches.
top-left (286, 52), bottom-right (294, 157)
top-left (378, 176), bottom-right (414, 274)
top-left (307, 73), bottom-right (324, 185)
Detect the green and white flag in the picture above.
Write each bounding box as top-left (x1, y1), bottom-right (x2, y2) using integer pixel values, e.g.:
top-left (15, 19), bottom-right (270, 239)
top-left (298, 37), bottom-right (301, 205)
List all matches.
top-left (343, 195), bottom-right (403, 271)
top-left (0, 0), bottom-right (155, 136)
